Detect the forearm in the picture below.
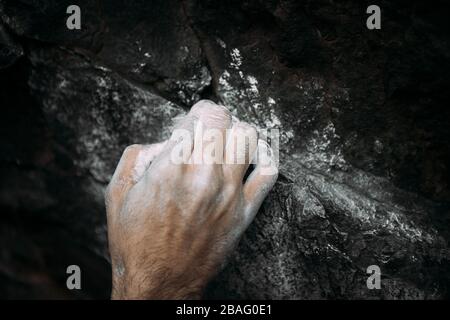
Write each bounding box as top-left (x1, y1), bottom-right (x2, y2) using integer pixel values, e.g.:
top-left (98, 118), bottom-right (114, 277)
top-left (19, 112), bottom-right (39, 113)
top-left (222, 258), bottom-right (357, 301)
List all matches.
top-left (111, 267), bottom-right (206, 299)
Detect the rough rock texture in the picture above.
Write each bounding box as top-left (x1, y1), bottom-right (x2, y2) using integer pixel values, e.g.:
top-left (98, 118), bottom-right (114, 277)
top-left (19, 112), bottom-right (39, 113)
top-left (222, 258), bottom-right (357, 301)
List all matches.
top-left (0, 0), bottom-right (449, 299)
top-left (0, 23), bottom-right (22, 68)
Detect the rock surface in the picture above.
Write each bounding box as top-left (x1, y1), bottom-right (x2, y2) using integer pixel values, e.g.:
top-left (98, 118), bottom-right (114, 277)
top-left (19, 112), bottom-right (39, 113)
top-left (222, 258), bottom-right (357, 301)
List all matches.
top-left (0, 23), bottom-right (22, 68)
top-left (0, 0), bottom-right (449, 299)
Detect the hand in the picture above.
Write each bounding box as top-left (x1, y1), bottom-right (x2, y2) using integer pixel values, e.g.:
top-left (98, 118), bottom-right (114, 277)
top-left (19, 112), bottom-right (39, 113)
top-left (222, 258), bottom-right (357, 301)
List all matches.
top-left (105, 100), bottom-right (278, 299)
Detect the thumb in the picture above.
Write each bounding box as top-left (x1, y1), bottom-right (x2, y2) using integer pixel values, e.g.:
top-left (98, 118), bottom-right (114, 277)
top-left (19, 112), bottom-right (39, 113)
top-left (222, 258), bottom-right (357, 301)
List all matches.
top-left (105, 142), bottom-right (166, 215)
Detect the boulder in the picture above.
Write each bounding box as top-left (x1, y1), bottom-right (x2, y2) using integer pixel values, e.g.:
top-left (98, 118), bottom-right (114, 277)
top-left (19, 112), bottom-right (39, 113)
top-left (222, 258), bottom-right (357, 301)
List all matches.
top-left (0, 0), bottom-right (449, 299)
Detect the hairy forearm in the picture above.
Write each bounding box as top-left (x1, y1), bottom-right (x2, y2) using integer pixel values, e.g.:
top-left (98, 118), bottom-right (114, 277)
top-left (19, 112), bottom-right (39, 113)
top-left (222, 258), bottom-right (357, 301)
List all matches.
top-left (111, 267), bottom-right (206, 299)
top-left (112, 282), bottom-right (203, 300)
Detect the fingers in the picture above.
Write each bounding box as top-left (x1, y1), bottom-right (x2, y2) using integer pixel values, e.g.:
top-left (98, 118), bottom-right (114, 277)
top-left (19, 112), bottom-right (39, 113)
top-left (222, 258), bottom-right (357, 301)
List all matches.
top-left (242, 139), bottom-right (279, 225)
top-left (159, 113), bottom-right (195, 163)
top-left (191, 100), bottom-right (231, 167)
top-left (105, 142), bottom-right (166, 213)
top-left (190, 100), bottom-right (231, 132)
top-left (223, 121), bottom-right (258, 182)
top-left (161, 100), bottom-right (231, 167)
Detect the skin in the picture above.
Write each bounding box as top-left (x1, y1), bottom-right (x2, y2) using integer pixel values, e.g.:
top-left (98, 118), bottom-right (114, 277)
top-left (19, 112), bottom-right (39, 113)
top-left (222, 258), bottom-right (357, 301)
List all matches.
top-left (105, 100), bottom-right (278, 299)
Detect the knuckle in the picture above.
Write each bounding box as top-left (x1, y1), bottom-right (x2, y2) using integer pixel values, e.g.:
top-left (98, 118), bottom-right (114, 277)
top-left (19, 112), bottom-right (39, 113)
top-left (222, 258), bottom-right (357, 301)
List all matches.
top-left (222, 182), bottom-right (239, 199)
top-left (191, 100), bottom-right (231, 119)
top-left (123, 144), bottom-right (142, 156)
top-left (147, 161), bottom-right (183, 185)
top-left (273, 165), bottom-right (279, 175)
top-left (211, 105), bottom-right (231, 120)
top-left (238, 122), bottom-right (257, 137)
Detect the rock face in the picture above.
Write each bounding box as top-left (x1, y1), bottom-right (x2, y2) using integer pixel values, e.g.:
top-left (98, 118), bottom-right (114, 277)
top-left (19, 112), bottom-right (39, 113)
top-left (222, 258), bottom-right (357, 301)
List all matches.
top-left (0, 0), bottom-right (449, 299)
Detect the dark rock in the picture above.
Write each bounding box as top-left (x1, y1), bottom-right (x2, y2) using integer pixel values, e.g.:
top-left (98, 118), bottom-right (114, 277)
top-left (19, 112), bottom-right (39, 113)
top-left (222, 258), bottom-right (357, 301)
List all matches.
top-left (0, 0), bottom-right (450, 299)
top-left (0, 23), bottom-right (23, 68)
top-left (28, 46), bottom-right (184, 182)
top-left (206, 163), bottom-right (449, 299)
top-left (0, 0), bottom-right (211, 106)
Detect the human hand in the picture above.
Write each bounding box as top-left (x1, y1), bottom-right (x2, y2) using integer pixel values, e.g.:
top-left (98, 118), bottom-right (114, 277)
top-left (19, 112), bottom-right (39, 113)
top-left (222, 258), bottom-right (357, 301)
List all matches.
top-left (105, 100), bottom-right (278, 299)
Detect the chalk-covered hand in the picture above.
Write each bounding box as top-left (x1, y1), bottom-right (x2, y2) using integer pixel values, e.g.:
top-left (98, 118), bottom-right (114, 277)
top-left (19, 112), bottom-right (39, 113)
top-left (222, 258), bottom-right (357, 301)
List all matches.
top-left (106, 100), bottom-right (278, 299)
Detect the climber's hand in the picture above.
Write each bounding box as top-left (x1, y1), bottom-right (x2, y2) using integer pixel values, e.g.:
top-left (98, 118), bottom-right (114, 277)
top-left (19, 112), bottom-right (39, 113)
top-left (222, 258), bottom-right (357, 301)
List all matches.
top-left (105, 100), bottom-right (278, 299)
